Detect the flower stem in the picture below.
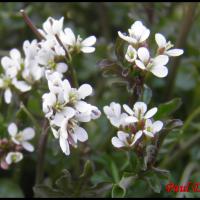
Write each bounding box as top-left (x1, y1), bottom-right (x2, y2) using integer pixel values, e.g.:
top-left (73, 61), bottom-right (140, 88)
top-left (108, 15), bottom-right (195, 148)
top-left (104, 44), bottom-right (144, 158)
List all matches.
top-left (20, 102), bottom-right (40, 131)
top-left (20, 9), bottom-right (44, 40)
top-left (35, 119), bottom-right (49, 185)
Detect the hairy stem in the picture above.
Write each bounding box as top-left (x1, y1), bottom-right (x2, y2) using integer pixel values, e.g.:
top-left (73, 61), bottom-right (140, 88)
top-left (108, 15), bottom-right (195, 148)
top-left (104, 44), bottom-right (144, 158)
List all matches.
top-left (35, 119), bottom-right (49, 185)
top-left (165, 3), bottom-right (198, 99)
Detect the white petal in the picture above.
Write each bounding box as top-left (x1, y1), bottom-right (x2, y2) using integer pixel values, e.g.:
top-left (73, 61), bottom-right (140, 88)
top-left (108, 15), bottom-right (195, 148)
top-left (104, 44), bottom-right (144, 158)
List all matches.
top-left (51, 127), bottom-right (59, 139)
top-left (62, 107), bottom-right (76, 119)
top-left (152, 121), bottom-right (163, 133)
top-left (42, 92), bottom-right (56, 108)
top-left (59, 136), bottom-right (70, 155)
top-left (81, 47), bottom-right (95, 53)
top-left (111, 137), bottom-right (125, 148)
top-left (81, 36), bottom-right (96, 46)
top-left (22, 141), bottom-right (34, 152)
top-left (13, 80), bottom-right (31, 92)
top-left (137, 47), bottom-right (150, 63)
top-left (21, 127), bottom-right (35, 140)
top-left (118, 31), bottom-right (132, 43)
top-left (166, 49), bottom-right (184, 57)
top-left (4, 88), bottom-right (12, 104)
top-left (110, 117), bottom-right (122, 128)
top-left (150, 65), bottom-right (168, 78)
top-left (135, 59), bottom-right (146, 70)
top-left (8, 123), bottom-right (18, 136)
top-left (143, 130), bottom-right (154, 138)
top-left (78, 84), bottom-right (93, 99)
top-left (139, 29), bottom-right (150, 43)
top-left (134, 102), bottom-right (147, 114)
top-left (144, 107), bottom-right (158, 119)
top-left (75, 112), bottom-right (91, 122)
top-left (112, 102), bottom-right (121, 117)
top-left (155, 33), bottom-right (166, 48)
top-left (153, 55), bottom-right (169, 66)
top-left (123, 104), bottom-right (134, 115)
top-left (74, 126), bottom-right (88, 142)
top-left (10, 49), bottom-right (21, 60)
top-left (125, 116), bottom-right (138, 123)
top-left (117, 131), bottom-right (129, 141)
top-left (64, 28), bottom-right (76, 45)
top-left (60, 119), bottom-right (69, 139)
top-left (52, 112), bottom-right (65, 127)
top-left (56, 62), bottom-right (68, 73)
top-left (75, 101), bottom-right (91, 113)
top-left (131, 131), bottom-right (143, 146)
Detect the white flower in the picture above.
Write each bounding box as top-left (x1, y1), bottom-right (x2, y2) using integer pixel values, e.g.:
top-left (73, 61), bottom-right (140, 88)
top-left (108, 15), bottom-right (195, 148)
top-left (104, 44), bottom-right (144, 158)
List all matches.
top-left (8, 123), bottom-right (35, 152)
top-left (22, 40), bottom-right (44, 84)
top-left (143, 119), bottom-right (163, 138)
top-left (38, 16), bottom-right (64, 37)
top-left (43, 72), bottom-right (101, 156)
top-left (1, 49), bottom-right (22, 78)
top-left (155, 33), bottom-right (184, 57)
top-left (37, 48), bottom-right (68, 74)
top-left (123, 102), bottom-right (157, 123)
top-left (111, 130), bottom-right (143, 148)
top-left (118, 21), bottom-right (150, 44)
top-left (5, 152), bottom-right (23, 165)
top-left (61, 28), bottom-right (96, 53)
top-left (125, 45), bottom-right (137, 63)
top-left (135, 47), bottom-right (169, 78)
top-left (59, 118), bottom-right (88, 156)
top-left (103, 102), bottom-right (128, 128)
top-left (62, 79), bottom-right (93, 113)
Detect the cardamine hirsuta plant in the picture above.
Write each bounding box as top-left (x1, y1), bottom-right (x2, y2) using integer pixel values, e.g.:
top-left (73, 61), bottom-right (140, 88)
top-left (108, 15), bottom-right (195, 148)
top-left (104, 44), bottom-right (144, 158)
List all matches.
top-left (0, 10), bottom-right (185, 197)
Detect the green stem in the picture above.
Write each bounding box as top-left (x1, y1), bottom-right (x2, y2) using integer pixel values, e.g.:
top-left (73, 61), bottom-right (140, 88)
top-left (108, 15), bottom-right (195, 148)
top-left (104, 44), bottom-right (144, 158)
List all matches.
top-left (35, 119), bottom-right (49, 185)
top-left (20, 102), bottom-right (40, 131)
top-left (68, 62), bottom-right (79, 88)
top-left (176, 162), bottom-right (198, 198)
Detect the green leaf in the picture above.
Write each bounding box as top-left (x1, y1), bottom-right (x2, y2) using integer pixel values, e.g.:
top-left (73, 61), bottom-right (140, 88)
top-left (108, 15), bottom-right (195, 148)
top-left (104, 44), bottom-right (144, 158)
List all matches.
top-left (144, 172), bottom-right (161, 193)
top-left (55, 169), bottom-right (72, 191)
top-left (111, 184), bottom-right (126, 198)
top-left (111, 160), bottom-right (120, 183)
top-left (115, 36), bottom-right (126, 63)
top-left (154, 98), bottom-right (182, 120)
top-left (33, 184), bottom-right (65, 198)
top-left (0, 179), bottom-right (24, 198)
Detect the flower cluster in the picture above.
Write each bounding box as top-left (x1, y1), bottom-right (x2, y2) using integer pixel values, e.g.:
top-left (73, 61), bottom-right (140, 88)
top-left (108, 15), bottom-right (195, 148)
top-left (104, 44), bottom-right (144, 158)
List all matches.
top-left (42, 72), bottom-right (101, 155)
top-left (0, 123), bottom-right (35, 169)
top-left (0, 16), bottom-right (96, 104)
top-left (104, 102), bottom-right (163, 149)
top-left (118, 21), bottom-right (183, 78)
